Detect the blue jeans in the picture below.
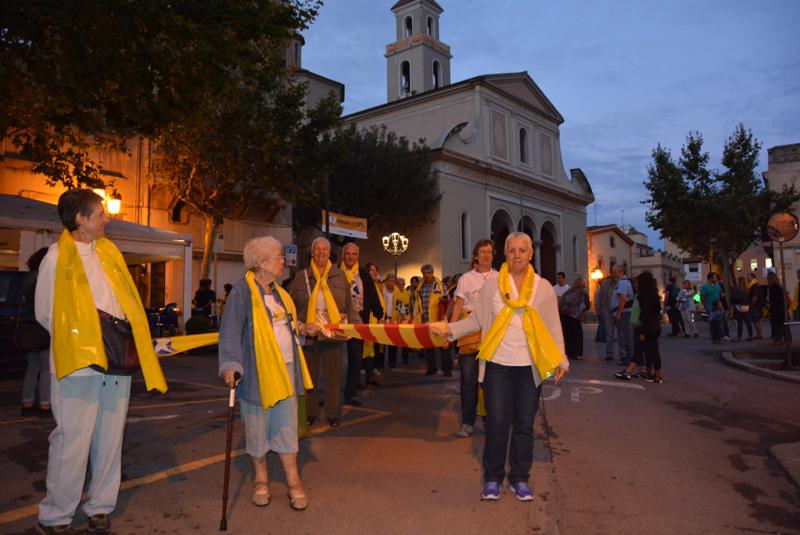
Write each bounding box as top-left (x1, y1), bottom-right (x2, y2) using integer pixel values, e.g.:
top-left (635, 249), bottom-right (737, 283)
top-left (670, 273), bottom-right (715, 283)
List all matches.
top-left (608, 311), bottom-right (633, 363)
top-left (458, 352), bottom-right (479, 426)
top-left (482, 362), bottom-right (542, 484)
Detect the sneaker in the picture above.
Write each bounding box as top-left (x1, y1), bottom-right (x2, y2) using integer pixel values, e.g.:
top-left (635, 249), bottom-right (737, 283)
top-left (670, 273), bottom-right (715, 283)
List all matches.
top-left (509, 481), bottom-right (535, 502)
top-left (36, 523), bottom-right (77, 535)
top-left (650, 376), bottom-right (663, 384)
top-left (455, 424), bottom-right (474, 437)
top-left (723, 336), bottom-right (732, 341)
top-left (481, 481), bottom-right (501, 500)
top-left (614, 371), bottom-right (631, 380)
top-left (88, 514), bottom-right (110, 534)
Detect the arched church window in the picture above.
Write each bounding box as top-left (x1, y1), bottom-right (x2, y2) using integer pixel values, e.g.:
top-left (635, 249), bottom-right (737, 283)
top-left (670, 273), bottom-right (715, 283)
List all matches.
top-left (404, 16), bottom-right (412, 38)
top-left (432, 61), bottom-right (440, 89)
top-left (519, 128), bottom-right (528, 163)
top-left (400, 61), bottom-right (411, 96)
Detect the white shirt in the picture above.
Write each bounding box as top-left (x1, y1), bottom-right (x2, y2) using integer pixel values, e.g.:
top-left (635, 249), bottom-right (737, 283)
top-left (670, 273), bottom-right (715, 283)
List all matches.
top-left (36, 240), bottom-right (125, 376)
top-left (264, 293), bottom-right (294, 363)
top-left (554, 283), bottom-right (571, 298)
top-left (382, 287), bottom-right (395, 319)
top-left (454, 268), bottom-right (498, 312)
top-left (491, 276), bottom-right (535, 366)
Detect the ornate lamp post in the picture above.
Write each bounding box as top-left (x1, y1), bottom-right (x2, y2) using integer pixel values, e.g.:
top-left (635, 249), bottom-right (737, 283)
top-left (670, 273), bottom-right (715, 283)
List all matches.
top-left (382, 232), bottom-right (409, 277)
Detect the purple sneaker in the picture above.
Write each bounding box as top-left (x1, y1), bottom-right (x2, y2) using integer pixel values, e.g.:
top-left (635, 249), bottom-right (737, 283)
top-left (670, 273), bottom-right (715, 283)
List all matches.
top-left (509, 481), bottom-right (535, 501)
top-left (481, 481), bottom-right (501, 500)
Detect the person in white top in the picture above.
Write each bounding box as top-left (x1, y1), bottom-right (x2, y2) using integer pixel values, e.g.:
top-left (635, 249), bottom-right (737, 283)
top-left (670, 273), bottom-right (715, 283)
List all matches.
top-left (432, 232), bottom-right (568, 502)
top-left (554, 271), bottom-right (571, 300)
top-left (449, 239), bottom-right (497, 438)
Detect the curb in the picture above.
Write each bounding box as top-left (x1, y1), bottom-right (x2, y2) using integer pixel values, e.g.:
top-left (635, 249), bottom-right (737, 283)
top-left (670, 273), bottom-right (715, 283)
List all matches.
top-left (720, 351), bottom-right (800, 384)
top-left (770, 442), bottom-right (800, 489)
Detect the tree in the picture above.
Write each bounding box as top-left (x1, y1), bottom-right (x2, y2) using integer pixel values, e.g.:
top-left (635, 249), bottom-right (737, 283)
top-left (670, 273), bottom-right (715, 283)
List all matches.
top-left (644, 123), bottom-right (799, 286)
top-left (293, 125), bottom-right (440, 245)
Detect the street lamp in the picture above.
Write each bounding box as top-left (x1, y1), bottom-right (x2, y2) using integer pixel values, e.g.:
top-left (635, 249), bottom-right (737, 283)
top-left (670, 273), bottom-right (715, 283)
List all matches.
top-left (382, 232), bottom-right (409, 277)
top-left (107, 190), bottom-right (122, 216)
top-left (590, 267), bottom-right (603, 281)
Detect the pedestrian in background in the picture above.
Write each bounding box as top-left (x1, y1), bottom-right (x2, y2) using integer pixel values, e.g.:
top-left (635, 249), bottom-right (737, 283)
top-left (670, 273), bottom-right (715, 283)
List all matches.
top-left (732, 276), bottom-right (753, 341)
top-left (595, 276), bottom-right (614, 344)
top-left (767, 271), bottom-right (786, 344)
top-left (748, 273), bottom-right (765, 340)
top-left (19, 247), bottom-right (51, 417)
top-left (609, 264), bottom-right (634, 365)
top-left (616, 271), bottom-right (663, 383)
top-left (560, 277), bottom-right (590, 360)
top-left (676, 280), bottom-right (698, 338)
top-left (701, 272), bottom-right (723, 344)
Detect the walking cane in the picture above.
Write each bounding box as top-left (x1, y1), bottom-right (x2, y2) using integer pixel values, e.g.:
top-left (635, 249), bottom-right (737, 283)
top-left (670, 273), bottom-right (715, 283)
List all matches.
top-left (219, 371), bottom-right (240, 531)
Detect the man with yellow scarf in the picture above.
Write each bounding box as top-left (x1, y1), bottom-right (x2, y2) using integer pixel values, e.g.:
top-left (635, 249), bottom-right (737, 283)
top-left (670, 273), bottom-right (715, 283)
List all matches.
top-left (34, 189), bottom-right (167, 534)
top-left (288, 237), bottom-right (359, 427)
top-left (413, 264), bottom-right (449, 375)
top-left (431, 232), bottom-right (568, 502)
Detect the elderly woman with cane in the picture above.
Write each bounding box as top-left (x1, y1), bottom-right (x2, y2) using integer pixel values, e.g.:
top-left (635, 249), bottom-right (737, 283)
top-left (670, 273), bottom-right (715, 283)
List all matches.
top-left (219, 236), bottom-right (317, 511)
top-left (431, 232), bottom-right (569, 501)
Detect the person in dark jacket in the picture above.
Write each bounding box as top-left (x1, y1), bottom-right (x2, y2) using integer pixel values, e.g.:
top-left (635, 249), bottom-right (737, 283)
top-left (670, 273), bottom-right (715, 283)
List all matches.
top-left (767, 271), bottom-right (786, 344)
top-left (19, 247), bottom-right (51, 416)
top-left (615, 271), bottom-right (663, 383)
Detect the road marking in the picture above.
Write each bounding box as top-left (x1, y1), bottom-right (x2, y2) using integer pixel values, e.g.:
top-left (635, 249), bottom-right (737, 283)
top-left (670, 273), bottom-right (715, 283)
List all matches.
top-left (571, 386), bottom-right (603, 402)
top-left (0, 416), bottom-right (39, 426)
top-left (565, 378), bottom-right (646, 390)
top-left (126, 414), bottom-right (179, 424)
top-left (541, 386), bottom-right (561, 401)
top-left (0, 407), bottom-right (392, 526)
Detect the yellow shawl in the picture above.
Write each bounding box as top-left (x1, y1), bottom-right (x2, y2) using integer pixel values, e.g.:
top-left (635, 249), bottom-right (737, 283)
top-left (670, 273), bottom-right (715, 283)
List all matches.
top-left (476, 263), bottom-right (565, 381)
top-left (413, 276), bottom-right (444, 323)
top-left (52, 230), bottom-right (167, 392)
top-left (340, 262), bottom-right (359, 286)
top-left (307, 260), bottom-right (341, 324)
top-left (245, 272), bottom-right (313, 409)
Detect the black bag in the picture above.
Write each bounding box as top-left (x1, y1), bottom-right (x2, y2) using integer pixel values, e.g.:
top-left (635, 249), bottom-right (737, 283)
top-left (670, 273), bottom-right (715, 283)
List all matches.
top-left (94, 309), bottom-right (141, 376)
top-left (13, 320), bottom-right (50, 353)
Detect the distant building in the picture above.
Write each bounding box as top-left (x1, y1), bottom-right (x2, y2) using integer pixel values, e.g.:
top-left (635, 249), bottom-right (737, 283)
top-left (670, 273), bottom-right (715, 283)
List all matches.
top-left (764, 143), bottom-right (800, 293)
top-left (343, 0), bottom-right (594, 283)
top-left (626, 227), bottom-right (682, 293)
top-left (586, 224), bottom-right (633, 297)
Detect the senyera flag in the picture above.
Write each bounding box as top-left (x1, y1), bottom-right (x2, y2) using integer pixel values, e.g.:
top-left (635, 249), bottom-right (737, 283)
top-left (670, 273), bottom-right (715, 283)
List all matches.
top-left (152, 332), bottom-right (219, 357)
top-left (324, 323), bottom-right (448, 349)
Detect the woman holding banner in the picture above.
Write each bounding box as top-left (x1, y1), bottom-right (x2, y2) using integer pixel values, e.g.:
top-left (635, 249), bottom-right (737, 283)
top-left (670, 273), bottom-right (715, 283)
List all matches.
top-left (219, 236), bottom-right (316, 510)
top-left (431, 232), bottom-right (568, 502)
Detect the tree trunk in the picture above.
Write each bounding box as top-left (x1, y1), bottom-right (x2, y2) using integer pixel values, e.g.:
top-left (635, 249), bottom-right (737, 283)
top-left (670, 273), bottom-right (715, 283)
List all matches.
top-left (200, 216), bottom-right (219, 280)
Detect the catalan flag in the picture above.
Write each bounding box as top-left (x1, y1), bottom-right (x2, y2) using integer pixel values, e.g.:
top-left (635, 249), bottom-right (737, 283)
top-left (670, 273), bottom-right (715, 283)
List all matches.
top-left (152, 332), bottom-right (220, 357)
top-left (325, 323), bottom-right (448, 349)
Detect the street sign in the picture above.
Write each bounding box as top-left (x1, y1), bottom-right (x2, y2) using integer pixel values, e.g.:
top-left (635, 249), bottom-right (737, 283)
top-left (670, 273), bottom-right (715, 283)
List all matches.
top-left (322, 210), bottom-right (368, 239)
top-left (285, 243), bottom-right (298, 267)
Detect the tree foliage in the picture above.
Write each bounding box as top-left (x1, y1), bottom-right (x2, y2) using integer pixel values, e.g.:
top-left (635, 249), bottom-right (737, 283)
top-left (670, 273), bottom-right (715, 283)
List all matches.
top-left (293, 125), bottom-right (440, 244)
top-left (644, 123), bottom-right (799, 284)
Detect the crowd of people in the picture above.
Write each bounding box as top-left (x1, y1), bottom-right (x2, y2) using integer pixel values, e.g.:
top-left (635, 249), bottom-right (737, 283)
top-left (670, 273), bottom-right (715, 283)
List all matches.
top-left (23, 188), bottom-right (797, 533)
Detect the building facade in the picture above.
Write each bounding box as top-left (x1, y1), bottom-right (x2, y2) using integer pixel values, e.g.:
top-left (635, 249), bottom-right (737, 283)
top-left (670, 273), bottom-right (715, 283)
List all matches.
top-left (343, 0), bottom-right (594, 283)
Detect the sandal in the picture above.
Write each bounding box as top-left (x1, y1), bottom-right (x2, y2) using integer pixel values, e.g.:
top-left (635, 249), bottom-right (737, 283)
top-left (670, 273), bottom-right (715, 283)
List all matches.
top-left (252, 482), bottom-right (270, 507)
top-left (288, 486), bottom-right (309, 511)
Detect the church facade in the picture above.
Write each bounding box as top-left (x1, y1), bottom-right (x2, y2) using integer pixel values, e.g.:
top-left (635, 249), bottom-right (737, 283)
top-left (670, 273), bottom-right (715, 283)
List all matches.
top-left (344, 0), bottom-right (594, 283)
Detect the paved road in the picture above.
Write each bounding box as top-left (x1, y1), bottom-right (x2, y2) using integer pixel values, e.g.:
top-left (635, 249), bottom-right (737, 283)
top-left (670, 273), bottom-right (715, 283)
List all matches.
top-left (0, 325), bottom-right (798, 534)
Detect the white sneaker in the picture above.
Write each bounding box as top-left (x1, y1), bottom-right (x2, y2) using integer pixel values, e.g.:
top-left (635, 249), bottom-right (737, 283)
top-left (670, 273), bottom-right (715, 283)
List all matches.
top-left (455, 424), bottom-right (474, 437)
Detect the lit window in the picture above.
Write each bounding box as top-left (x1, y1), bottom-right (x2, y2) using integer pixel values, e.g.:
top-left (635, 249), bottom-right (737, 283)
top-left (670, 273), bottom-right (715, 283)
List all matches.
top-left (750, 258), bottom-right (758, 271)
top-left (432, 61), bottom-right (440, 89)
top-left (400, 61), bottom-right (411, 95)
top-left (519, 128), bottom-right (528, 163)
top-left (735, 259), bottom-right (743, 271)
top-left (765, 258), bottom-right (773, 269)
top-left (404, 16), bottom-right (412, 38)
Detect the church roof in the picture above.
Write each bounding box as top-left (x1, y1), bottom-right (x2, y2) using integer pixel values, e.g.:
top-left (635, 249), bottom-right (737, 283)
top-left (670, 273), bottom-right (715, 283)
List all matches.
top-left (391, 0), bottom-right (444, 12)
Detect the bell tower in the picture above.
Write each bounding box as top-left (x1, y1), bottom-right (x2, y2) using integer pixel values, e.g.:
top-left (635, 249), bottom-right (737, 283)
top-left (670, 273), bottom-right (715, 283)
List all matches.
top-left (385, 0), bottom-right (452, 101)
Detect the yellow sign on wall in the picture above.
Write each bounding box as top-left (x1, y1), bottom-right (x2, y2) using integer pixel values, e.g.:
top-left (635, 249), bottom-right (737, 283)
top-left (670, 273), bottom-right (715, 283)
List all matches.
top-left (322, 211), bottom-right (368, 239)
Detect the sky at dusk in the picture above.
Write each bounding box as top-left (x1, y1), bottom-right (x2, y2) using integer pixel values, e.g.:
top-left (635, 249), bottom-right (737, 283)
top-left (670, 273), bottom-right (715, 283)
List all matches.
top-left (301, 0), bottom-right (800, 249)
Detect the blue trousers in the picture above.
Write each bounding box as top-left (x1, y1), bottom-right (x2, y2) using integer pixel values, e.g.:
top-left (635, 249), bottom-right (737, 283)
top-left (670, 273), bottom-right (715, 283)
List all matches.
top-left (482, 362), bottom-right (542, 485)
top-left (39, 371), bottom-right (131, 526)
top-left (458, 352), bottom-right (479, 426)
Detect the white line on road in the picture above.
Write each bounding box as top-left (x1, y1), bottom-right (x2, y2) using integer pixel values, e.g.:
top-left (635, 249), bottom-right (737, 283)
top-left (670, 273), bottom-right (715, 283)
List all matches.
top-left (571, 386), bottom-right (602, 402)
top-left (565, 378), bottom-right (646, 390)
top-left (126, 414), bottom-right (180, 424)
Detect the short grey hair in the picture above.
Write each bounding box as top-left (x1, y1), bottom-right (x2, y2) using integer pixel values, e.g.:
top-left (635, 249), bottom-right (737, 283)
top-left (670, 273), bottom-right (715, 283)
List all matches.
top-left (420, 263), bottom-right (434, 272)
top-left (244, 236), bottom-right (282, 271)
top-left (505, 231), bottom-right (532, 251)
top-left (311, 236), bottom-right (330, 252)
top-left (384, 272), bottom-right (396, 280)
top-left (343, 242), bottom-right (359, 253)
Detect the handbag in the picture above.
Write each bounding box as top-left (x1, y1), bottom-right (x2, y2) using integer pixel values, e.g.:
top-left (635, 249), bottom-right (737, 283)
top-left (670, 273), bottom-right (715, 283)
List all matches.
top-left (94, 309), bottom-right (141, 376)
top-left (13, 300), bottom-right (50, 353)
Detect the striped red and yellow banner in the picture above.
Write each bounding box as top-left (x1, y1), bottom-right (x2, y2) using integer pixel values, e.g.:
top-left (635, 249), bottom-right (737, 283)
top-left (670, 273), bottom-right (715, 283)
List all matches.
top-left (324, 323), bottom-right (448, 349)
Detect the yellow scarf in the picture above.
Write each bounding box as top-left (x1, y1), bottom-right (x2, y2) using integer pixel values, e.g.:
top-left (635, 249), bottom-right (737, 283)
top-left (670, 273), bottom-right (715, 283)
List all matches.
top-left (52, 230), bottom-right (167, 392)
top-left (747, 278), bottom-right (757, 289)
top-left (307, 261), bottom-right (341, 324)
top-left (245, 272), bottom-right (313, 409)
top-left (341, 262), bottom-right (359, 286)
top-left (793, 282), bottom-right (800, 313)
top-left (413, 276), bottom-right (444, 323)
top-left (476, 263), bottom-right (565, 381)
top-left (363, 281), bottom-right (385, 358)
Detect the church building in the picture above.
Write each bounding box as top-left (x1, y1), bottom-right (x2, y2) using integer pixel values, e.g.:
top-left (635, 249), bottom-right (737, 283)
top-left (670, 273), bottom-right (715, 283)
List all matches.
top-left (345, 0), bottom-right (594, 283)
